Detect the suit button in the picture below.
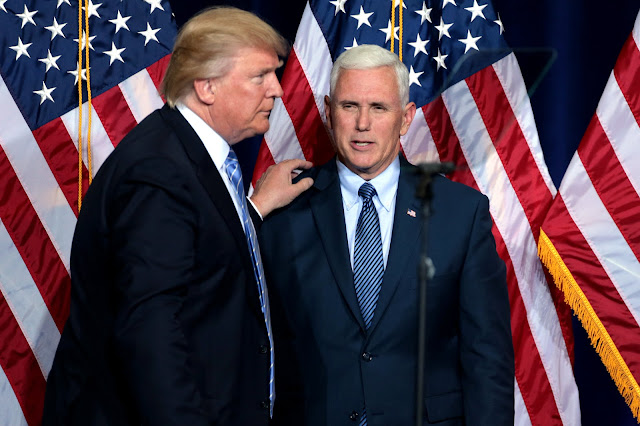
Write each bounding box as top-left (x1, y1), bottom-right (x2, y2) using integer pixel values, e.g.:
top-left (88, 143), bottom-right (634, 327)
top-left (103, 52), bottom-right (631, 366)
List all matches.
top-left (349, 410), bottom-right (359, 421)
top-left (260, 400), bottom-right (270, 410)
top-left (259, 344), bottom-right (269, 354)
top-left (361, 352), bottom-right (373, 362)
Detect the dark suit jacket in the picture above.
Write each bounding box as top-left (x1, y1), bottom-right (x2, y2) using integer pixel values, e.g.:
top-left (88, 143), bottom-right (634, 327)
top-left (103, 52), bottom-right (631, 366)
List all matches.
top-left (43, 104), bottom-right (271, 426)
top-left (260, 158), bottom-right (514, 426)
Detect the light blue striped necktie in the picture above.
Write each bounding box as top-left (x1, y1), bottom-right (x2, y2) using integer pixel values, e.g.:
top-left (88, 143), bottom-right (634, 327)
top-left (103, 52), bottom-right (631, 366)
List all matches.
top-left (353, 182), bottom-right (384, 426)
top-left (223, 149), bottom-right (275, 416)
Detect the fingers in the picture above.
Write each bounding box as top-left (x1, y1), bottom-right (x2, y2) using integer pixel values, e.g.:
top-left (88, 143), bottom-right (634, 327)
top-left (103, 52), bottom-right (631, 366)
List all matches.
top-left (249, 159), bottom-right (314, 218)
top-left (281, 158), bottom-right (313, 172)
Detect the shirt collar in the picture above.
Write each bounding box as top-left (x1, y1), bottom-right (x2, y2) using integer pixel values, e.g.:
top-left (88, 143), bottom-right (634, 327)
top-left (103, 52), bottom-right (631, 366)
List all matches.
top-left (176, 102), bottom-right (230, 172)
top-left (337, 156), bottom-right (400, 212)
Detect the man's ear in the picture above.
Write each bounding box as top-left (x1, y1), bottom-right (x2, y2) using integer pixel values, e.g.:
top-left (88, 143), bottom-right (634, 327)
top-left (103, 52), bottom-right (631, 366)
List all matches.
top-left (324, 95), bottom-right (333, 130)
top-left (400, 102), bottom-right (417, 136)
top-left (193, 78), bottom-right (216, 106)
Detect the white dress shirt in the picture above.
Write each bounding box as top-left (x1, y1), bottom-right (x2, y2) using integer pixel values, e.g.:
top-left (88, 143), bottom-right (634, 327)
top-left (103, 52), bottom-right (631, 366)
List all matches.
top-left (337, 157), bottom-right (399, 270)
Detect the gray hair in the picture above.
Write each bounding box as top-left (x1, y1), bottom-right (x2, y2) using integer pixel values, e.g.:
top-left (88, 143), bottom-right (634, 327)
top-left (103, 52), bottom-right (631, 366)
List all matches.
top-left (329, 44), bottom-right (410, 105)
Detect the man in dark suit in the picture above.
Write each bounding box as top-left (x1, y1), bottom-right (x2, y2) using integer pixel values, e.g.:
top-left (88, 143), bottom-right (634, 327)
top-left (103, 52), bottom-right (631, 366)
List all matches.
top-left (42, 7), bottom-right (312, 426)
top-left (260, 44), bottom-right (514, 425)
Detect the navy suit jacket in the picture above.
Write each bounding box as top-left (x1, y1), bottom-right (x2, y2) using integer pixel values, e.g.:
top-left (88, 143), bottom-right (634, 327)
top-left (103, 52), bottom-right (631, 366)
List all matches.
top-left (260, 158), bottom-right (514, 426)
top-left (43, 104), bottom-right (271, 425)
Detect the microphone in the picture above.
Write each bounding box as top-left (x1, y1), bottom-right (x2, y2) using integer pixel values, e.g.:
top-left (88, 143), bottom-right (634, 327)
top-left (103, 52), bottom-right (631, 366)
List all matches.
top-left (415, 161), bottom-right (456, 175)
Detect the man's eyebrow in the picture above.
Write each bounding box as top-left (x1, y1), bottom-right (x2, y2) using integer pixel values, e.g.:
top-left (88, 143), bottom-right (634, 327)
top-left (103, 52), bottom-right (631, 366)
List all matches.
top-left (266, 60), bottom-right (284, 72)
top-left (335, 99), bottom-right (391, 107)
top-left (252, 67), bottom-right (277, 76)
top-left (254, 61), bottom-right (282, 74)
top-left (337, 98), bottom-right (357, 104)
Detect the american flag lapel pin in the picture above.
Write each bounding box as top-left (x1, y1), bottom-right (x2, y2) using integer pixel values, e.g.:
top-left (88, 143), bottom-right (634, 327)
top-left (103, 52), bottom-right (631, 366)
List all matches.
top-left (407, 208), bottom-right (416, 218)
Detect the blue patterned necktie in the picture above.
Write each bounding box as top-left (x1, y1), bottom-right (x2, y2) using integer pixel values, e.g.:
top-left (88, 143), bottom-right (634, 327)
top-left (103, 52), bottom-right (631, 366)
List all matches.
top-left (354, 182), bottom-right (384, 329)
top-left (223, 149), bottom-right (275, 416)
top-left (353, 182), bottom-right (384, 426)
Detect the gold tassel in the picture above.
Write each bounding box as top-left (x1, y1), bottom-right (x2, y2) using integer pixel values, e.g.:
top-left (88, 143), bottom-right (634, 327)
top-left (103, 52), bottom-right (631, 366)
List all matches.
top-left (538, 229), bottom-right (640, 421)
top-left (76, 0), bottom-right (94, 212)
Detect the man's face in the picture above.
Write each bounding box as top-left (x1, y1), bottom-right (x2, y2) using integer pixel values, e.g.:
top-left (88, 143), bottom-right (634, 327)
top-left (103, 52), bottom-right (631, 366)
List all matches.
top-left (210, 46), bottom-right (283, 144)
top-left (325, 66), bottom-right (415, 180)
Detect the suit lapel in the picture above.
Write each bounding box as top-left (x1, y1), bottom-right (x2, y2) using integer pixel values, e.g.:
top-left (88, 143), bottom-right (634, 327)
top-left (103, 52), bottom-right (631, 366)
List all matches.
top-left (309, 161), bottom-right (367, 331)
top-left (159, 106), bottom-right (260, 311)
top-left (368, 159), bottom-right (422, 334)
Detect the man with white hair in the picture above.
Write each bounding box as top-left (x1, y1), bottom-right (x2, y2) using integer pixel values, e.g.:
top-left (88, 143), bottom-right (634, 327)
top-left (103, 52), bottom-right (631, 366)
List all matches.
top-left (260, 44), bottom-right (514, 425)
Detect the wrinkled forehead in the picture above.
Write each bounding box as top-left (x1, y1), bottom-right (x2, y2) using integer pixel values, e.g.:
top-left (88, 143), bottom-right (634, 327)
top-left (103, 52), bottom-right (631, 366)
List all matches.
top-left (333, 65), bottom-right (401, 97)
top-left (332, 67), bottom-right (401, 102)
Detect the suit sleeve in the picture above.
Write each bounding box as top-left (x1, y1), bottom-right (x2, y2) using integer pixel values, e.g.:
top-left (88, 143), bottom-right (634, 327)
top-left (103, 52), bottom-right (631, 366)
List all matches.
top-left (458, 195), bottom-right (515, 425)
top-left (248, 198), bottom-right (263, 230)
top-left (108, 157), bottom-right (208, 426)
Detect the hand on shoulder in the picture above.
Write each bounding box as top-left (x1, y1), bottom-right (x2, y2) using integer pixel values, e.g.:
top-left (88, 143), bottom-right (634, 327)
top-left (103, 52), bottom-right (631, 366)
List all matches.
top-left (250, 158), bottom-right (314, 217)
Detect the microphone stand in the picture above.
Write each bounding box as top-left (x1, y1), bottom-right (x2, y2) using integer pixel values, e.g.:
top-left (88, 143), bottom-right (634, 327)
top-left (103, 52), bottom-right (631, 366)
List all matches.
top-left (414, 162), bottom-right (455, 426)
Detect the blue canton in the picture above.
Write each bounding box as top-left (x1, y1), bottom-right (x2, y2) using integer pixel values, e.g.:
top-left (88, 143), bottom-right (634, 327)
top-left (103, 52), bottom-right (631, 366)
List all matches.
top-left (312, 0), bottom-right (510, 107)
top-left (0, 0), bottom-right (176, 130)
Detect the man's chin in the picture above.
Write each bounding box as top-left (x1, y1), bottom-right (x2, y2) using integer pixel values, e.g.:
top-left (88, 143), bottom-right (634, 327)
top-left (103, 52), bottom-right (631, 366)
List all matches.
top-left (255, 121), bottom-right (271, 136)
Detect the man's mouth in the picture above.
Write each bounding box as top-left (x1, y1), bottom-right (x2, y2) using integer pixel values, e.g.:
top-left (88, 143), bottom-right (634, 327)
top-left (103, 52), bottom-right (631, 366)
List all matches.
top-left (353, 141), bottom-right (372, 147)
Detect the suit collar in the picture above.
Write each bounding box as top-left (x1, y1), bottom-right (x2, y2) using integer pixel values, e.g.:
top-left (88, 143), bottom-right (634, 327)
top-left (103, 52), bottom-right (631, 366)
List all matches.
top-left (310, 157), bottom-right (424, 334)
top-left (159, 106), bottom-right (245, 246)
top-left (175, 103), bottom-right (230, 171)
top-left (336, 158), bottom-right (400, 214)
top-left (310, 160), bottom-right (367, 331)
top-left (159, 105), bottom-right (261, 315)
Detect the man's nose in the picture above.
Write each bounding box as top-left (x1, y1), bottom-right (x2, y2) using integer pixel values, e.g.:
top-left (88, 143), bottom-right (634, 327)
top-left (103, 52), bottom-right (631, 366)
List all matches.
top-left (267, 73), bottom-right (284, 98)
top-left (356, 109), bottom-right (371, 131)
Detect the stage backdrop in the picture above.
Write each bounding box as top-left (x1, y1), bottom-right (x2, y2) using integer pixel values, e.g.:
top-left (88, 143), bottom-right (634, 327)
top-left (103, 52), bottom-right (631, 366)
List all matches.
top-left (0, 0), bottom-right (636, 424)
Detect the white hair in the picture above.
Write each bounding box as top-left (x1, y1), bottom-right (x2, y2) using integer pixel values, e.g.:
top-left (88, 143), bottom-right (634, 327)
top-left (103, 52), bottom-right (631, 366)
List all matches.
top-left (329, 44), bottom-right (410, 105)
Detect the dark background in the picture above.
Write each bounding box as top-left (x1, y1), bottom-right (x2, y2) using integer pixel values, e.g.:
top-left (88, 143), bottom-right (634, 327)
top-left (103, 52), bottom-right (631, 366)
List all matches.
top-left (168, 1), bottom-right (640, 424)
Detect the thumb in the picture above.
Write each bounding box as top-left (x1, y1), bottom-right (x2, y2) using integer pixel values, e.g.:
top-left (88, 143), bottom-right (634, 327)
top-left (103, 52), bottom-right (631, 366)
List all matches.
top-left (291, 177), bottom-right (314, 194)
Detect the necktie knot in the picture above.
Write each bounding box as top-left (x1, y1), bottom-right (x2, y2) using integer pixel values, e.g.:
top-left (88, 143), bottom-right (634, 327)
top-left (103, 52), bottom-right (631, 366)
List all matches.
top-left (224, 149), bottom-right (240, 173)
top-left (358, 182), bottom-right (377, 202)
top-left (226, 148), bottom-right (239, 163)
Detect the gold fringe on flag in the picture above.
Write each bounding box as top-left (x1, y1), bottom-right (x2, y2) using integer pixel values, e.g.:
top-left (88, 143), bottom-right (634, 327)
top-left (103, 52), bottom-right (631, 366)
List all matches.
top-left (538, 229), bottom-right (640, 421)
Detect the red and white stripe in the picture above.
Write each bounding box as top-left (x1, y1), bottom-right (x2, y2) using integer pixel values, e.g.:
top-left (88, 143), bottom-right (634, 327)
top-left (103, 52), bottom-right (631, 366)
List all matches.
top-left (253, 3), bottom-right (581, 424)
top-left (0, 55), bottom-right (169, 426)
top-left (541, 10), bottom-right (640, 416)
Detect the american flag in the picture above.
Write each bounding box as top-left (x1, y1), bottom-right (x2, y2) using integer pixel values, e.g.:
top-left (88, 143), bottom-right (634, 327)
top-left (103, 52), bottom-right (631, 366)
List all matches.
top-left (253, 0), bottom-right (581, 424)
top-left (539, 9), bottom-right (640, 422)
top-left (0, 0), bottom-right (175, 423)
